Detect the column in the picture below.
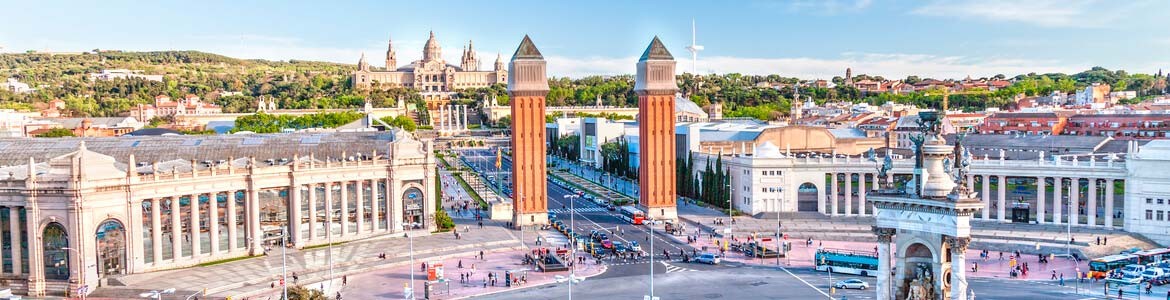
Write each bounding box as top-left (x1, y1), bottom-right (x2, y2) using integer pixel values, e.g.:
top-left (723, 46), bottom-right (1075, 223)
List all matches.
top-left (248, 187), bottom-right (262, 255)
top-left (228, 192), bottom-right (238, 251)
top-left (309, 184), bottom-right (318, 239)
top-left (209, 193), bottom-right (220, 254)
top-left (947, 236), bottom-right (972, 300)
top-left (817, 174), bottom-right (826, 214)
top-left (1037, 177), bottom-right (1046, 224)
top-left (340, 181), bottom-right (349, 236)
top-left (1105, 179), bottom-right (1115, 229)
top-left (356, 180), bottom-right (365, 233)
top-left (9, 207), bottom-right (22, 274)
top-left (829, 173), bottom-right (838, 216)
top-left (844, 173), bottom-right (853, 216)
top-left (386, 178), bottom-right (397, 231)
top-left (981, 175), bottom-right (990, 219)
top-left (1053, 178), bottom-right (1063, 224)
top-left (1069, 178), bottom-right (1079, 226)
top-left (462, 105), bottom-right (469, 131)
top-left (371, 180), bottom-right (380, 231)
top-left (391, 179), bottom-right (403, 231)
top-left (151, 199), bottom-right (163, 263)
top-left (1087, 179), bottom-right (1098, 227)
top-left (324, 182), bottom-right (334, 237)
top-left (190, 194), bottom-right (201, 256)
top-left (874, 227), bottom-right (895, 300)
top-left (290, 185), bottom-right (302, 245)
top-left (171, 197), bottom-right (182, 260)
top-left (858, 174), bottom-right (867, 216)
top-left (997, 175), bottom-right (1007, 221)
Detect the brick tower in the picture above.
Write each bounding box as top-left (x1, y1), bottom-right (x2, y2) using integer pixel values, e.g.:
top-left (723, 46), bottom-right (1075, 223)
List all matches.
top-left (636, 36), bottom-right (679, 221)
top-left (508, 35), bottom-right (550, 227)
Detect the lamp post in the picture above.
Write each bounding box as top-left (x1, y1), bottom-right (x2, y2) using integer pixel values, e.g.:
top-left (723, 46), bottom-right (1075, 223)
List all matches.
top-left (404, 223), bottom-right (416, 300)
top-left (281, 227), bottom-right (288, 300)
top-left (60, 247), bottom-right (84, 299)
top-left (563, 194), bottom-right (578, 300)
top-left (773, 187), bottom-right (784, 267)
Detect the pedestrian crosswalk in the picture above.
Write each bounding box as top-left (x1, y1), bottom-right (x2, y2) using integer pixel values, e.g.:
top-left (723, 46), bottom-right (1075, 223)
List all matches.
top-left (550, 207), bottom-right (607, 214)
top-left (661, 261), bottom-right (698, 273)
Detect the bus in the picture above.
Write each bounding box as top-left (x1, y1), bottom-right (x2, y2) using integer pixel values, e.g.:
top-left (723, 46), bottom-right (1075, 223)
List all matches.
top-left (618, 206), bottom-right (645, 225)
top-left (1134, 248), bottom-right (1170, 265)
top-left (1088, 254), bottom-right (1140, 279)
top-left (815, 248), bottom-right (879, 277)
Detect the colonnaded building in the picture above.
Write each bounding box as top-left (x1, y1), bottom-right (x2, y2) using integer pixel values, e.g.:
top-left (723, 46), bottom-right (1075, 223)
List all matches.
top-left (352, 31), bottom-right (507, 110)
top-left (0, 130), bottom-right (436, 296)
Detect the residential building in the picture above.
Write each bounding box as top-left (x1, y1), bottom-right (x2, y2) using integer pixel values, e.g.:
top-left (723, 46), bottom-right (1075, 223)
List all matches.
top-left (977, 112), bottom-right (1068, 135)
top-left (1074, 83), bottom-right (1112, 105)
top-left (87, 69), bottom-right (164, 82)
top-left (4, 78), bottom-right (33, 93)
top-left (36, 117), bottom-right (144, 137)
top-left (545, 117), bottom-right (581, 147)
top-left (1066, 114), bottom-right (1170, 140)
top-left (132, 94), bottom-right (223, 120)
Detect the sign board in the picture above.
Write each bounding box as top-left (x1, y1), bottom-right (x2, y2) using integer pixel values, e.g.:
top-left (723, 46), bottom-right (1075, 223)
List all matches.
top-left (427, 262), bottom-right (445, 281)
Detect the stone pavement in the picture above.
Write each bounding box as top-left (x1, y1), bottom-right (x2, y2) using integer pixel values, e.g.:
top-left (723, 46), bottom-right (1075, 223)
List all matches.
top-left (103, 224), bottom-right (518, 299)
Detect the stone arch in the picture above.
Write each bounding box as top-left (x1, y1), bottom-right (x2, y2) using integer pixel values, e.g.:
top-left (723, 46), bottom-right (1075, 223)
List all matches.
top-left (42, 222), bottom-right (70, 280)
top-left (401, 183), bottom-right (426, 228)
top-left (796, 182), bottom-right (820, 212)
top-left (905, 242), bottom-right (934, 259)
top-left (95, 218), bottom-right (128, 277)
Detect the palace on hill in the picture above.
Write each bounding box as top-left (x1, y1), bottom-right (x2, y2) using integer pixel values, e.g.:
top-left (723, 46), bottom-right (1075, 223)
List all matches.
top-left (352, 31), bottom-right (507, 110)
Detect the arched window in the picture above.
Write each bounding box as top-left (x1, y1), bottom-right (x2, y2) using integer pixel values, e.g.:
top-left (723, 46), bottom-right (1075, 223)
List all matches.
top-left (43, 222), bottom-right (70, 280)
top-left (96, 219), bottom-right (127, 276)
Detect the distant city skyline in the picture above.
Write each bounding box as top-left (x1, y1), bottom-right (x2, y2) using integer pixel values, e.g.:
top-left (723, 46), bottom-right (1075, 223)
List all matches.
top-left (1, 0), bottom-right (1168, 79)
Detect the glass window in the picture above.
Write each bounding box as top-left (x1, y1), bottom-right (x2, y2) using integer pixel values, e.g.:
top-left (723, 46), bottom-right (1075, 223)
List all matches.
top-left (1147, 210), bottom-right (1154, 220)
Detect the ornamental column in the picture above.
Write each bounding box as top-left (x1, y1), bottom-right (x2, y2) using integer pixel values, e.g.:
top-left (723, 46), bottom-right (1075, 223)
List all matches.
top-left (634, 36), bottom-right (680, 221)
top-left (858, 174), bottom-right (867, 216)
top-left (171, 198), bottom-right (182, 260)
top-left (981, 175), bottom-right (991, 219)
top-left (370, 180), bottom-right (380, 231)
top-left (873, 227), bottom-right (895, 300)
top-left (997, 175), bottom-right (1007, 221)
top-left (1069, 178), bottom-right (1079, 226)
top-left (829, 173), bottom-right (839, 216)
top-left (9, 207), bottom-right (23, 274)
top-left (1087, 179), bottom-right (1098, 227)
top-left (356, 180), bottom-right (365, 233)
top-left (248, 185), bottom-right (262, 256)
top-left (844, 173), bottom-right (853, 216)
top-left (151, 199), bottom-right (163, 262)
top-left (209, 194), bottom-right (220, 254)
top-left (508, 35), bottom-right (551, 226)
top-left (324, 182), bottom-right (334, 237)
top-left (340, 181), bottom-right (349, 236)
top-left (290, 185), bottom-right (302, 246)
top-left (1105, 179), bottom-right (1115, 229)
top-left (1036, 177), bottom-right (1046, 224)
top-left (227, 193), bottom-right (238, 251)
top-left (308, 184), bottom-right (318, 239)
top-left (947, 236), bottom-right (972, 300)
top-left (1053, 177), bottom-right (1063, 224)
top-left (190, 193), bottom-right (201, 256)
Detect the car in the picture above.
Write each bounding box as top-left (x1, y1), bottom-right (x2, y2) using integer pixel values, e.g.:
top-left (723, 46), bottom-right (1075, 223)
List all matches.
top-left (593, 233), bottom-right (609, 242)
top-left (629, 241), bottom-right (642, 253)
top-left (694, 253), bottom-right (720, 265)
top-left (612, 241), bottom-right (626, 253)
top-left (1142, 267), bottom-right (1165, 281)
top-left (601, 239), bottom-right (614, 249)
top-left (834, 279), bottom-right (869, 290)
top-left (606, 204), bottom-right (616, 211)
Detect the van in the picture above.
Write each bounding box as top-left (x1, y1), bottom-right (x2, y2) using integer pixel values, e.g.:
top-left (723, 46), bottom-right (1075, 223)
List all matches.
top-left (1141, 267), bottom-right (1165, 281)
top-left (1122, 264), bottom-right (1147, 277)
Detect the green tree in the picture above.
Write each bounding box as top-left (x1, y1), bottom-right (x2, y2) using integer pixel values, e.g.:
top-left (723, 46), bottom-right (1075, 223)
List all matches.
top-left (36, 128), bottom-right (76, 137)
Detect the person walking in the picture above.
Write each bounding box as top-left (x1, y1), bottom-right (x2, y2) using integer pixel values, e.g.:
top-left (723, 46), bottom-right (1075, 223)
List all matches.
top-left (1059, 273), bottom-right (1064, 286)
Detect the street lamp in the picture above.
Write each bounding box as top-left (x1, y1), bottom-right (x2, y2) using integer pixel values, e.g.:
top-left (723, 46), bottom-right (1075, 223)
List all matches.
top-left (138, 288), bottom-right (175, 300)
top-left (59, 247), bottom-right (84, 299)
top-left (403, 223), bottom-right (416, 300)
top-left (772, 187), bottom-right (784, 267)
top-left (563, 194), bottom-right (578, 300)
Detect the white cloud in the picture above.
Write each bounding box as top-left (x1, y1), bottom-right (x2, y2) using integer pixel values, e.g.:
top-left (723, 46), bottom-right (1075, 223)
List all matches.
top-left (543, 52), bottom-right (1087, 80)
top-left (779, 0), bottom-right (874, 14)
top-left (911, 0), bottom-right (1144, 28)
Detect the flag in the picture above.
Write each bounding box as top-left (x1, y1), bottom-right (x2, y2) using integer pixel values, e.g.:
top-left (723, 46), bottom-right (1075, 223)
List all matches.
top-left (495, 147), bottom-right (502, 169)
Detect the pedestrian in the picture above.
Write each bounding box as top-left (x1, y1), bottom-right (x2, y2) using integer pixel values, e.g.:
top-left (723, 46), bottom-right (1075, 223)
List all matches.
top-left (1051, 270), bottom-right (1057, 280)
top-left (1104, 236), bottom-right (1108, 245)
top-left (1096, 236), bottom-right (1101, 245)
top-left (1059, 272), bottom-right (1064, 286)
top-left (972, 262), bottom-right (978, 272)
top-left (343, 275), bottom-right (347, 286)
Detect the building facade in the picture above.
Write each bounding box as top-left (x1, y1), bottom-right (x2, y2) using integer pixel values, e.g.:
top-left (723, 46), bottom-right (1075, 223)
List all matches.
top-left (0, 131), bottom-right (435, 296)
top-left (977, 112), bottom-right (1068, 135)
top-left (1066, 114), bottom-right (1170, 140)
top-left (352, 32), bottom-right (507, 110)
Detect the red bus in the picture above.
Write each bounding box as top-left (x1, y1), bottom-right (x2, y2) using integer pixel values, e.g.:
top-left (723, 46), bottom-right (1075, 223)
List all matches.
top-left (618, 206), bottom-right (645, 225)
top-left (1134, 248), bottom-right (1170, 265)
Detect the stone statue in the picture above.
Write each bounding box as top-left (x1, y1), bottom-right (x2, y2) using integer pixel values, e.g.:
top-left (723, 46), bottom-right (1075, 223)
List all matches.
top-left (910, 134), bottom-right (926, 169)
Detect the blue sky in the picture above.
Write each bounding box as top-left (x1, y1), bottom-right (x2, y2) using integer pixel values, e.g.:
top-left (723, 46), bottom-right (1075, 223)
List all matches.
top-left (2, 0), bottom-right (1168, 79)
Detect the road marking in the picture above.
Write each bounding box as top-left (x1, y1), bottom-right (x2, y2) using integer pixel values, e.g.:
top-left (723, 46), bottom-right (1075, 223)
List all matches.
top-left (778, 266), bottom-right (834, 299)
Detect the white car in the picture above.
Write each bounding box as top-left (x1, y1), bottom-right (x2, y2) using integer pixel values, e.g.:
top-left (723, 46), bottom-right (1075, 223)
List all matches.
top-left (1142, 267), bottom-right (1165, 281)
top-left (834, 279), bottom-right (869, 290)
